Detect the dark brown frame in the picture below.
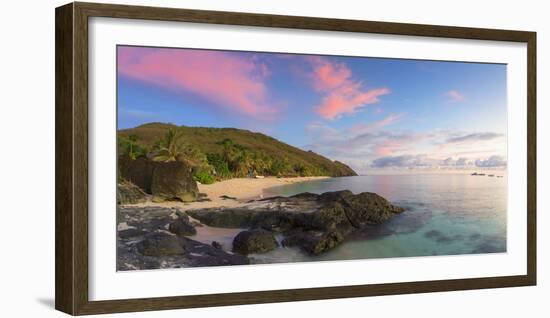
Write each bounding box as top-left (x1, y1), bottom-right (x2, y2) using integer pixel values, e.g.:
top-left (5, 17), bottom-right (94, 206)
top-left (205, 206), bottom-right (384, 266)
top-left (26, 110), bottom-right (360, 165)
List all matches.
top-left (55, 1), bottom-right (537, 315)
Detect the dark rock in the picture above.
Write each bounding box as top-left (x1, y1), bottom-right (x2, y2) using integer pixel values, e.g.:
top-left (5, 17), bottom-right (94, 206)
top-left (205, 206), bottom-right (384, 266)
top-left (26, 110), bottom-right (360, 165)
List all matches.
top-left (232, 230), bottom-right (278, 254)
top-left (118, 206), bottom-right (176, 232)
top-left (211, 241), bottom-right (223, 249)
top-left (117, 181), bottom-right (147, 204)
top-left (118, 228), bottom-right (148, 239)
top-left (187, 209), bottom-right (261, 228)
top-left (168, 214), bottom-right (196, 236)
top-left (424, 230), bottom-right (463, 244)
top-left (326, 191), bottom-right (405, 227)
top-left (151, 161), bottom-right (199, 202)
top-left (117, 206), bottom-right (250, 270)
top-left (469, 233), bottom-right (482, 241)
top-left (118, 157), bottom-right (199, 202)
top-left (180, 237), bottom-right (250, 266)
top-left (282, 231), bottom-right (344, 255)
top-left (189, 190), bottom-right (403, 232)
top-left (188, 190), bottom-right (404, 255)
top-left (136, 232), bottom-right (185, 256)
top-left (119, 157), bottom-right (156, 193)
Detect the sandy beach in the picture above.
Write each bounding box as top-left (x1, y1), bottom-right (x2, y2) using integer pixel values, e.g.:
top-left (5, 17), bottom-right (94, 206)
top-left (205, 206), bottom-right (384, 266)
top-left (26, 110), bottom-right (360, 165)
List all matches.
top-left (130, 176), bottom-right (329, 210)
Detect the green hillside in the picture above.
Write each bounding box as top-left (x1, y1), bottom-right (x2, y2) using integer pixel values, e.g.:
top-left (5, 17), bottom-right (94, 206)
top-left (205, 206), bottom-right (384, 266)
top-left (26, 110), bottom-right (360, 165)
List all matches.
top-left (117, 122), bottom-right (357, 183)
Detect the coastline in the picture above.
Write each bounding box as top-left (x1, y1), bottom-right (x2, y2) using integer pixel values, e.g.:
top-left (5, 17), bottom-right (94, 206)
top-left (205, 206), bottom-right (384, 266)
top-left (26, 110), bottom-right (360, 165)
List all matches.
top-left (127, 176), bottom-right (330, 210)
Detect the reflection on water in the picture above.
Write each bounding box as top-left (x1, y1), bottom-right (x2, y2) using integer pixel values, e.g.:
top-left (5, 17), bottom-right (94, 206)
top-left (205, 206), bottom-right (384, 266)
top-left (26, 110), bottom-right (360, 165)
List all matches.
top-left (249, 174), bottom-right (507, 264)
top-left (190, 225), bottom-right (243, 251)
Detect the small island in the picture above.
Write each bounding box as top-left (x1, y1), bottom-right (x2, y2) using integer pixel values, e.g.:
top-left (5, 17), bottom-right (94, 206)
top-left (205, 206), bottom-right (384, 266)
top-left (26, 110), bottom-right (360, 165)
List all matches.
top-left (117, 123), bottom-right (404, 270)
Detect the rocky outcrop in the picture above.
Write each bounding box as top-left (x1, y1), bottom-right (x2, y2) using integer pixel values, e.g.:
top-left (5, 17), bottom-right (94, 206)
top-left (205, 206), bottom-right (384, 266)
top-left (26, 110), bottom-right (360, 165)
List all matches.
top-left (232, 230), bottom-right (278, 254)
top-left (321, 191), bottom-right (405, 227)
top-left (282, 230), bottom-right (344, 255)
top-left (151, 161), bottom-right (199, 202)
top-left (117, 206), bottom-right (249, 270)
top-left (137, 232), bottom-right (185, 256)
top-left (116, 191), bottom-right (404, 269)
top-left (118, 157), bottom-right (199, 202)
top-left (119, 157), bottom-right (155, 193)
top-left (117, 181), bottom-right (147, 204)
top-left (168, 212), bottom-right (197, 236)
top-left (187, 190), bottom-right (404, 255)
top-left (187, 191), bottom-right (403, 231)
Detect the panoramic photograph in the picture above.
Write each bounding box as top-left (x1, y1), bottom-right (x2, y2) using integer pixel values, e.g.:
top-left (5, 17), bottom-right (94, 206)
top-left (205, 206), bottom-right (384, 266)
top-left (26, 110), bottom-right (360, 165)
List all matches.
top-left (116, 45), bottom-right (507, 271)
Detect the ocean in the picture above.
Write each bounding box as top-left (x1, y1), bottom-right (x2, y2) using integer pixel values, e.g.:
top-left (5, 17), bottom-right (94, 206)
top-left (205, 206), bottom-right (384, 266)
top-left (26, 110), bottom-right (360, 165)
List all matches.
top-left (248, 173), bottom-right (507, 264)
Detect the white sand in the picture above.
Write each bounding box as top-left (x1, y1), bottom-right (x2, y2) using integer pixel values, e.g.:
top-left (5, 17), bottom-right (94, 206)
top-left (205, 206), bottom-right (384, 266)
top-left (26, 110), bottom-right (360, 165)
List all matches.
top-left (130, 176), bottom-right (329, 211)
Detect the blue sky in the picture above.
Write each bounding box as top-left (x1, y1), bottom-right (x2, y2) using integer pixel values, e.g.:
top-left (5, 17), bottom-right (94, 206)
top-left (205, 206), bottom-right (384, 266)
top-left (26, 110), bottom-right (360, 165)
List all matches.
top-left (118, 46), bottom-right (507, 173)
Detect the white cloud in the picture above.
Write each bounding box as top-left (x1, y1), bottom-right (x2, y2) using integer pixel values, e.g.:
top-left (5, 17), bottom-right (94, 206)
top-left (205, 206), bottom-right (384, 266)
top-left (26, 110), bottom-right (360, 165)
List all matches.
top-left (475, 155), bottom-right (507, 167)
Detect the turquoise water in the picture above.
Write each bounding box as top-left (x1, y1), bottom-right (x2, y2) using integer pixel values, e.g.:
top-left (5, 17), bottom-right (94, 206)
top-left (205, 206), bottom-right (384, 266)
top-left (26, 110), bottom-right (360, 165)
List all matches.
top-left (251, 174), bottom-right (507, 264)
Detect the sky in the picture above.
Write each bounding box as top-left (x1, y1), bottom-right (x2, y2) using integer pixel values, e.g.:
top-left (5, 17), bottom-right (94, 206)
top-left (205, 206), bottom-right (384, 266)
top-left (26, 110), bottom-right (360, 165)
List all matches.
top-left (117, 45), bottom-right (507, 174)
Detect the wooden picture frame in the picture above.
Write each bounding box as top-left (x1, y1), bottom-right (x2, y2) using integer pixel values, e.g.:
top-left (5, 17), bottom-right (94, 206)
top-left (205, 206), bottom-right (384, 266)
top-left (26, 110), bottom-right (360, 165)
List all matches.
top-left (55, 2), bottom-right (536, 315)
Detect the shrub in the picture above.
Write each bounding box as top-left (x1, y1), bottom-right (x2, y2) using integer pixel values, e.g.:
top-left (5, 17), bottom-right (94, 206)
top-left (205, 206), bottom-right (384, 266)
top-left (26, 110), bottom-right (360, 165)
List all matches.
top-left (269, 158), bottom-right (291, 176)
top-left (206, 153), bottom-right (232, 179)
top-left (118, 135), bottom-right (148, 159)
top-left (193, 170), bottom-right (215, 184)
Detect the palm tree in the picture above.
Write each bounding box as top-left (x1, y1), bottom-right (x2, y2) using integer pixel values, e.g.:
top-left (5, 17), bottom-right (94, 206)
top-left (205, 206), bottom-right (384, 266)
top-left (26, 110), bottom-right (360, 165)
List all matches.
top-left (149, 128), bottom-right (185, 162)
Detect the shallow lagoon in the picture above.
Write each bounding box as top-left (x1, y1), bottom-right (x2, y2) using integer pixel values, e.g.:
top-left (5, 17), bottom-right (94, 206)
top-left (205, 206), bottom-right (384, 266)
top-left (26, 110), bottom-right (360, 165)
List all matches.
top-left (245, 173), bottom-right (507, 264)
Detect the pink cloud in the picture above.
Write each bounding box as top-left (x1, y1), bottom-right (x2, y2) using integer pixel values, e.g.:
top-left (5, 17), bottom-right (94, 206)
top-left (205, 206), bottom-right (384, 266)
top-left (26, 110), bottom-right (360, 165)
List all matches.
top-left (374, 140), bottom-right (404, 156)
top-left (372, 133), bottom-right (428, 156)
top-left (445, 90), bottom-right (465, 102)
top-left (305, 57), bottom-right (391, 120)
top-left (118, 47), bottom-right (277, 118)
top-left (350, 113), bottom-right (406, 134)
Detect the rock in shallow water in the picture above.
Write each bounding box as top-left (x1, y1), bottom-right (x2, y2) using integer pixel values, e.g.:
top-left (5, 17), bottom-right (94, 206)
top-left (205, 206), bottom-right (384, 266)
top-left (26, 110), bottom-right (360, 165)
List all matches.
top-left (187, 190), bottom-right (404, 232)
top-left (232, 230), bottom-right (278, 254)
top-left (168, 213), bottom-right (197, 236)
top-left (187, 190), bottom-right (404, 256)
top-left (282, 230), bottom-right (344, 255)
top-left (181, 237), bottom-right (249, 267)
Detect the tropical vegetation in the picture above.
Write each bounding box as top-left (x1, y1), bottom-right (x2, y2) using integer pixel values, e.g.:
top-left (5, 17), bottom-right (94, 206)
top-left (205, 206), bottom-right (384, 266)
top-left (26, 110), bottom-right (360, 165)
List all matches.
top-left (117, 122), bottom-right (356, 183)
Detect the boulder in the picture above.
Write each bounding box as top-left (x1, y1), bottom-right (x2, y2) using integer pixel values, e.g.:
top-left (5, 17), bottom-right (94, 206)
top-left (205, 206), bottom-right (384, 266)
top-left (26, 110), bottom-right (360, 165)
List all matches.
top-left (151, 161), bottom-right (199, 202)
top-left (117, 181), bottom-right (147, 204)
top-left (168, 214), bottom-right (197, 236)
top-left (118, 228), bottom-right (148, 239)
top-left (187, 209), bottom-right (263, 228)
top-left (119, 157), bottom-right (199, 202)
top-left (118, 206), bottom-right (177, 232)
top-left (282, 230), bottom-right (344, 255)
top-left (232, 230), bottom-right (278, 254)
top-left (181, 237), bottom-right (250, 266)
top-left (136, 232), bottom-right (185, 256)
top-left (118, 157), bottom-right (155, 193)
top-left (338, 192), bottom-right (405, 228)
